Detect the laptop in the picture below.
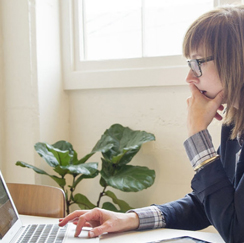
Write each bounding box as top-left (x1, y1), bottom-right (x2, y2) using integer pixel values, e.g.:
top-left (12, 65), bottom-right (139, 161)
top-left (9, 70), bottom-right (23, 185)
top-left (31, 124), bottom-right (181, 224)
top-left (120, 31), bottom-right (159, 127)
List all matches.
top-left (0, 171), bottom-right (99, 243)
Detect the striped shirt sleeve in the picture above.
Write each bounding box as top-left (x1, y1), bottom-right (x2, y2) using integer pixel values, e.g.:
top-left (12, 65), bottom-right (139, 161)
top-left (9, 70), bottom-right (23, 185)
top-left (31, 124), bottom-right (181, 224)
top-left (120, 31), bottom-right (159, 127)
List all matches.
top-left (184, 129), bottom-right (217, 171)
top-left (127, 206), bottom-right (166, 230)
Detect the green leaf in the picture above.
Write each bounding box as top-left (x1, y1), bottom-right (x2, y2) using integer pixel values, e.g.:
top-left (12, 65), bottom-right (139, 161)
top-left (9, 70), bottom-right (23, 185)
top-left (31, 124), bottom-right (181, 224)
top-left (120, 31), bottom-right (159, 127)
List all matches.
top-left (60, 162), bottom-right (98, 175)
top-left (53, 166), bottom-right (69, 177)
top-left (99, 176), bottom-right (107, 187)
top-left (100, 158), bottom-right (116, 178)
top-left (105, 190), bottom-right (133, 212)
top-left (34, 143), bottom-right (60, 167)
top-left (52, 140), bottom-right (74, 153)
top-left (101, 165), bottom-right (155, 192)
top-left (54, 162), bottom-right (99, 184)
top-left (92, 124), bottom-right (155, 165)
top-left (50, 141), bottom-right (95, 165)
top-left (47, 146), bottom-right (72, 166)
top-left (74, 193), bottom-right (96, 209)
top-left (16, 161), bottom-right (66, 187)
top-left (76, 152), bottom-right (95, 165)
top-left (73, 170), bottom-right (99, 188)
top-left (46, 141), bottom-right (74, 166)
top-left (110, 147), bottom-right (140, 165)
top-left (102, 202), bottom-right (119, 212)
top-left (35, 141), bottom-right (81, 167)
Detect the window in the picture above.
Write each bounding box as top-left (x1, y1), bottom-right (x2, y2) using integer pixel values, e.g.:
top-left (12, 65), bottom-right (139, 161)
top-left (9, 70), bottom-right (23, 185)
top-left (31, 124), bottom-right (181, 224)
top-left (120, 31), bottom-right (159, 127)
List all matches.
top-left (61, 0), bottom-right (242, 90)
top-left (78, 0), bottom-right (213, 61)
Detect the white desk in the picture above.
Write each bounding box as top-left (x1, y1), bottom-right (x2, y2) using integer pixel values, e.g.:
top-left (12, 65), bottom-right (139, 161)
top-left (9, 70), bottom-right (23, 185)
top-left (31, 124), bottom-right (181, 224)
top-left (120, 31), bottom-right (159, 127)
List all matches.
top-left (20, 215), bottom-right (225, 243)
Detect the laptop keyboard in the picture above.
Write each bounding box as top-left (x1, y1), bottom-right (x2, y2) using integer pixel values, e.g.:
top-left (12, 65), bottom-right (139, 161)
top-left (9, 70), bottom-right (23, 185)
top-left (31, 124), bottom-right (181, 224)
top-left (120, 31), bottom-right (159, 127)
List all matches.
top-left (16, 224), bottom-right (67, 243)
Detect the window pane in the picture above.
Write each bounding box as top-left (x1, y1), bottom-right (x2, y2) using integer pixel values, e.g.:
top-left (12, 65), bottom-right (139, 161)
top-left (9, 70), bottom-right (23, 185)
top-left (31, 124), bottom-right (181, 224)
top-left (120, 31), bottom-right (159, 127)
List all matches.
top-left (144, 0), bottom-right (213, 57)
top-left (81, 0), bottom-right (141, 60)
top-left (79, 0), bottom-right (214, 61)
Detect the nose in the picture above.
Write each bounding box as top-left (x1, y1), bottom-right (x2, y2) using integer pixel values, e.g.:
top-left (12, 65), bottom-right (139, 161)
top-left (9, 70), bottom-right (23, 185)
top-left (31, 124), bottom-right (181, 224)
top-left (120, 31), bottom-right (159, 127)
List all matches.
top-left (185, 69), bottom-right (200, 84)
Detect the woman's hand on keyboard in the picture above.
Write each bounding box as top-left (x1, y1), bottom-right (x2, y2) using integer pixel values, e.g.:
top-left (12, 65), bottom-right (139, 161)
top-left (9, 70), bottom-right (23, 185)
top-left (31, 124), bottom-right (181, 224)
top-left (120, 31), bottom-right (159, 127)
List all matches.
top-left (58, 208), bottom-right (139, 238)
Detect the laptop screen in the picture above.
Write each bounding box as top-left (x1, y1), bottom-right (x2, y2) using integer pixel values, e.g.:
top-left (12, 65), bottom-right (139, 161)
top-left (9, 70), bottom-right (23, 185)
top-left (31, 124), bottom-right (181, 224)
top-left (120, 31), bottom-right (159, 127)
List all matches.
top-left (0, 174), bottom-right (18, 240)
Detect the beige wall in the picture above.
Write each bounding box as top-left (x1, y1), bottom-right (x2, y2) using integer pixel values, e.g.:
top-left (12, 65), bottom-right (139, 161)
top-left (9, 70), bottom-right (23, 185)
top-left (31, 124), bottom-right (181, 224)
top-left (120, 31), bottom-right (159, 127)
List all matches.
top-left (35, 0), bottom-right (70, 184)
top-left (0, 0), bottom-right (4, 171)
top-left (0, 0), bottom-right (69, 184)
top-left (1, 0), bottom-right (39, 182)
top-left (69, 86), bottom-right (192, 209)
top-left (68, 86), bottom-right (222, 210)
top-left (0, 0), bottom-right (222, 233)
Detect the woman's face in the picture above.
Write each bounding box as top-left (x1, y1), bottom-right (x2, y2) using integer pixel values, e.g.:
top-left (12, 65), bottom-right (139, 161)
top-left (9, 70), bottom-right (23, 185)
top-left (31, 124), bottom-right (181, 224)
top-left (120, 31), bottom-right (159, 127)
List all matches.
top-left (185, 49), bottom-right (223, 100)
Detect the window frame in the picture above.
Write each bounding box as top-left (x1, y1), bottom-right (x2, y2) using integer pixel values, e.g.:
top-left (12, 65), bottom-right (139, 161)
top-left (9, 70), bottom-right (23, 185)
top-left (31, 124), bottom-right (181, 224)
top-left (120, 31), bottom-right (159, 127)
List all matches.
top-left (60, 0), bottom-right (242, 90)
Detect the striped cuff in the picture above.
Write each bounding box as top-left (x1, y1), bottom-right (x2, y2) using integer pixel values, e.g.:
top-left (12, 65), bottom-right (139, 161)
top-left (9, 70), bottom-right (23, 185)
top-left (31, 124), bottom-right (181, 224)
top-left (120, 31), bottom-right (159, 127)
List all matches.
top-left (127, 206), bottom-right (166, 230)
top-left (184, 130), bottom-right (217, 170)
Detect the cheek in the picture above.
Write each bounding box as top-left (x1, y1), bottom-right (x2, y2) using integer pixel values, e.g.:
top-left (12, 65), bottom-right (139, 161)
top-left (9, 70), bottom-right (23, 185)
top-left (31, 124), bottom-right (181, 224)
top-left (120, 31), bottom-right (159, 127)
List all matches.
top-left (206, 78), bottom-right (223, 99)
top-left (214, 79), bottom-right (223, 92)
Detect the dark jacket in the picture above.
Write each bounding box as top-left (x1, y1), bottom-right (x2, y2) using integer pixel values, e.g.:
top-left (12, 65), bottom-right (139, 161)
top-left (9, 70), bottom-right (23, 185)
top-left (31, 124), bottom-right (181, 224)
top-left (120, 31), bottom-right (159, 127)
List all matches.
top-left (156, 125), bottom-right (244, 243)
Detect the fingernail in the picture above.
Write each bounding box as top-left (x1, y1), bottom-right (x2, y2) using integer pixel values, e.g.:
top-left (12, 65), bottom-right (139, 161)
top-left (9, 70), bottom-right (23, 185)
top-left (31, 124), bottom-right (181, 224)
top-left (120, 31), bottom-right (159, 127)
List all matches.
top-left (89, 231), bottom-right (95, 238)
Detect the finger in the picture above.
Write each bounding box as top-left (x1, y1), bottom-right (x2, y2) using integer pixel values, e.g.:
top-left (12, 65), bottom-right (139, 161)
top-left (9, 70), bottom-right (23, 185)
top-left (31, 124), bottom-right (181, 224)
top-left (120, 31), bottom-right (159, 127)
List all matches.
top-left (188, 84), bottom-right (200, 95)
top-left (88, 224), bottom-right (110, 238)
top-left (215, 112), bottom-right (223, 121)
top-left (85, 222), bottom-right (92, 227)
top-left (59, 216), bottom-right (79, 226)
top-left (59, 210), bottom-right (88, 226)
top-left (74, 209), bottom-right (101, 237)
top-left (218, 104), bottom-right (224, 111)
top-left (212, 91), bottom-right (224, 121)
top-left (73, 221), bottom-right (91, 227)
top-left (59, 217), bottom-right (79, 225)
top-left (74, 216), bottom-right (87, 237)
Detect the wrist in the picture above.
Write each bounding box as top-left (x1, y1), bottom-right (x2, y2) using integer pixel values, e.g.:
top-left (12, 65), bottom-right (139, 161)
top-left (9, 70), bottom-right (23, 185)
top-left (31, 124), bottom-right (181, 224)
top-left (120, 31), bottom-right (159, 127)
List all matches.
top-left (123, 212), bottom-right (139, 231)
top-left (188, 126), bottom-right (207, 137)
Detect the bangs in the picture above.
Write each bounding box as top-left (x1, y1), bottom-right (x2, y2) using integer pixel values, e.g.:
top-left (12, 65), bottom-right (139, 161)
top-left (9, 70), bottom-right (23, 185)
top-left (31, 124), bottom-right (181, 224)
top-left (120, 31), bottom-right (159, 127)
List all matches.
top-left (182, 10), bottom-right (220, 58)
top-left (183, 23), bottom-right (203, 58)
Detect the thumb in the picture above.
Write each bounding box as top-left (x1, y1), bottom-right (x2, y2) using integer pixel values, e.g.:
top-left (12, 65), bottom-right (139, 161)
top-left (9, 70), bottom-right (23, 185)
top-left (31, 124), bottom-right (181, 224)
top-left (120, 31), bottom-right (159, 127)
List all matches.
top-left (189, 83), bottom-right (201, 95)
top-left (89, 225), bottom-right (108, 238)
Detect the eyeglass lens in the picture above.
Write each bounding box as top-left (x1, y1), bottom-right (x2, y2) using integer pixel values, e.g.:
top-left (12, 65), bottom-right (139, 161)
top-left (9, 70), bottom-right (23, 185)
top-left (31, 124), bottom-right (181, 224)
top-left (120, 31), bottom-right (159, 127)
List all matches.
top-left (188, 60), bottom-right (201, 77)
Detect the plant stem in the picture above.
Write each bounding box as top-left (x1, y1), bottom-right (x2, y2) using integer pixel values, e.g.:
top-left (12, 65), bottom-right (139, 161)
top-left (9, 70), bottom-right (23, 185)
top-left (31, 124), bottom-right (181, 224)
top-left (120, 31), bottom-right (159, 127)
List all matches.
top-left (66, 176), bottom-right (76, 215)
top-left (96, 186), bottom-right (106, 207)
top-left (66, 198), bottom-right (70, 215)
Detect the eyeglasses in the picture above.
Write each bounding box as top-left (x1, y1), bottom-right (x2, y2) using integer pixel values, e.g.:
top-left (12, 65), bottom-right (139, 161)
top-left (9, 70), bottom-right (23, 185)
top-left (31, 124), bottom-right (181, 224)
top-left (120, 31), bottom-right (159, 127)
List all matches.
top-left (187, 56), bottom-right (214, 77)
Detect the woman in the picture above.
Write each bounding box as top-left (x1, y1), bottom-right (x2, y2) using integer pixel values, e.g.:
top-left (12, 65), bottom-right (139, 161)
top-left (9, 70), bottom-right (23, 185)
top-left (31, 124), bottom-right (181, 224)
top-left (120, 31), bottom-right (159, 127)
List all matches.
top-left (59, 5), bottom-right (244, 243)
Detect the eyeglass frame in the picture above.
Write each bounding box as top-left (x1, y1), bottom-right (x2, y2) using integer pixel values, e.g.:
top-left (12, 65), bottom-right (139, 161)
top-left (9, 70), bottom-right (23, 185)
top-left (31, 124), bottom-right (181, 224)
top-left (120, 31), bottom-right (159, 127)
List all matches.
top-left (187, 56), bottom-right (214, 77)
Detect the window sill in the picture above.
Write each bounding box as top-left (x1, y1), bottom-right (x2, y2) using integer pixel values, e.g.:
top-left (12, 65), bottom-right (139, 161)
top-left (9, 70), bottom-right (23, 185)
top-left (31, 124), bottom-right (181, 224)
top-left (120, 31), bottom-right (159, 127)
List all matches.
top-left (63, 65), bottom-right (188, 90)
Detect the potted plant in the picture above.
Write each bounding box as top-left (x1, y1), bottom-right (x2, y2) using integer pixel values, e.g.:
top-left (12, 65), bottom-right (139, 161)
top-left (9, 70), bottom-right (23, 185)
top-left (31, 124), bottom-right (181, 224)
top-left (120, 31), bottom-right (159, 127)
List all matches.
top-left (16, 124), bottom-right (156, 215)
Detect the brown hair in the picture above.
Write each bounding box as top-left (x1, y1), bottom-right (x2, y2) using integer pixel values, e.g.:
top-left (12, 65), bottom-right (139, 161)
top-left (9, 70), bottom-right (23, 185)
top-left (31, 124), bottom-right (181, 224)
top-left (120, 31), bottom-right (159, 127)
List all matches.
top-left (183, 5), bottom-right (244, 139)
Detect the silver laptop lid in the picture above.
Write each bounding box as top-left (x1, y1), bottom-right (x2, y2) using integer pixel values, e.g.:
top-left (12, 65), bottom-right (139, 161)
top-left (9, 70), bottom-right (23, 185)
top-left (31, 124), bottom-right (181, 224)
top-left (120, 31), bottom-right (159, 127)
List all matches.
top-left (0, 171), bottom-right (22, 243)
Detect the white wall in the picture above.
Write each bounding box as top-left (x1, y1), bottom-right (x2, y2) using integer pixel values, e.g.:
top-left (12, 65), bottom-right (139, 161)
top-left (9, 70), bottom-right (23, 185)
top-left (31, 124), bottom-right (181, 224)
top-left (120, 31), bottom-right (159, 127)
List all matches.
top-left (68, 86), bottom-right (190, 209)
top-left (1, 0), bottom-right (39, 183)
top-left (35, 0), bottom-right (70, 185)
top-left (0, 0), bottom-right (69, 184)
top-left (68, 86), bottom-right (222, 210)
top-left (0, 0), bottom-right (4, 171)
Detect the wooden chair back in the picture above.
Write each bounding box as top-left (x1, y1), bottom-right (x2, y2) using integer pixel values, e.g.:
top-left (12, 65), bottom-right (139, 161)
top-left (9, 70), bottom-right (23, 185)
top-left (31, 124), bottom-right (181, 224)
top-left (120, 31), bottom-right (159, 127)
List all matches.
top-left (6, 183), bottom-right (66, 218)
